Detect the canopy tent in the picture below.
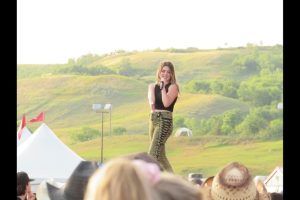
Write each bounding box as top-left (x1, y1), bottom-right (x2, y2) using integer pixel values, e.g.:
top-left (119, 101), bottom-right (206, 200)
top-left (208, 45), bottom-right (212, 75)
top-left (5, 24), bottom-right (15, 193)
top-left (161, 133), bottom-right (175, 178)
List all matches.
top-left (253, 175), bottom-right (267, 185)
top-left (17, 123), bottom-right (84, 191)
top-left (174, 127), bottom-right (193, 137)
top-left (17, 127), bottom-right (32, 146)
top-left (264, 166), bottom-right (283, 193)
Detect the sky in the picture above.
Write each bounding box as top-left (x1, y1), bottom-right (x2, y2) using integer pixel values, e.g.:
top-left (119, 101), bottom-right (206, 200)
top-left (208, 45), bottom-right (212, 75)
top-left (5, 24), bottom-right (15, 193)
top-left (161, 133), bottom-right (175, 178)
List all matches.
top-left (17, 0), bottom-right (283, 64)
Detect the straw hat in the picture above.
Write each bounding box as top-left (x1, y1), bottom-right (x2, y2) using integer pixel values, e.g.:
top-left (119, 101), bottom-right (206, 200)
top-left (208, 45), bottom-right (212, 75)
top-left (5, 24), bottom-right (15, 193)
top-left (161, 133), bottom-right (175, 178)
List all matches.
top-left (202, 162), bottom-right (270, 200)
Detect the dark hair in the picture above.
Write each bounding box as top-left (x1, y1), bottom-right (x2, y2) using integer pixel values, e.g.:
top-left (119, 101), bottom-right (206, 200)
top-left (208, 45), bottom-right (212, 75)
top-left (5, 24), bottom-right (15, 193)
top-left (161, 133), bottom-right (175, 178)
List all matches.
top-left (17, 184), bottom-right (26, 196)
top-left (270, 192), bottom-right (283, 200)
top-left (17, 172), bottom-right (31, 195)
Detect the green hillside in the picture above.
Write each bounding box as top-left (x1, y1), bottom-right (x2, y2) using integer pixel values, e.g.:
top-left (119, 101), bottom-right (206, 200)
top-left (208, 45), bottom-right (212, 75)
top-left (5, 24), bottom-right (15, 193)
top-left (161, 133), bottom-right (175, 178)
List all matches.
top-left (17, 46), bottom-right (283, 175)
top-left (18, 74), bottom-right (146, 131)
top-left (18, 47), bottom-right (266, 130)
top-left (18, 46), bottom-right (280, 82)
top-left (17, 74), bottom-right (250, 138)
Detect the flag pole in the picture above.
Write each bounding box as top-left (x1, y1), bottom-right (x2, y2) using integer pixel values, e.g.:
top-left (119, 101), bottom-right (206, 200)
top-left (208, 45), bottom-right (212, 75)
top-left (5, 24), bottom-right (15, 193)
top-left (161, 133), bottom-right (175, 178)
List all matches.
top-left (101, 112), bottom-right (104, 164)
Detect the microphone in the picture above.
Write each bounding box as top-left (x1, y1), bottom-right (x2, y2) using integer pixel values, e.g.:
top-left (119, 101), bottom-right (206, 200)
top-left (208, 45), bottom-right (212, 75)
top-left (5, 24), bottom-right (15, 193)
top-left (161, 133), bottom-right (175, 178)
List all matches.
top-left (160, 81), bottom-right (164, 90)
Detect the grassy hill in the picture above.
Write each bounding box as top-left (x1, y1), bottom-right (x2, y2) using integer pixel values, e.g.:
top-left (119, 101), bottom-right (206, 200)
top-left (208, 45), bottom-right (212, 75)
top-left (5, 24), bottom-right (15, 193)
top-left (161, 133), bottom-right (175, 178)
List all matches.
top-left (17, 74), bottom-right (250, 139)
top-left (18, 47), bottom-right (260, 133)
top-left (17, 47), bottom-right (266, 82)
top-left (17, 46), bottom-right (282, 176)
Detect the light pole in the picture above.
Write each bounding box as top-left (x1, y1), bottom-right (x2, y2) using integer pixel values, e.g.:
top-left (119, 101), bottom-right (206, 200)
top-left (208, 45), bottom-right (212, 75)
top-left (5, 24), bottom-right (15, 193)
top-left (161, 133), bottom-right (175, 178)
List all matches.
top-left (92, 103), bottom-right (112, 164)
top-left (103, 104), bottom-right (112, 136)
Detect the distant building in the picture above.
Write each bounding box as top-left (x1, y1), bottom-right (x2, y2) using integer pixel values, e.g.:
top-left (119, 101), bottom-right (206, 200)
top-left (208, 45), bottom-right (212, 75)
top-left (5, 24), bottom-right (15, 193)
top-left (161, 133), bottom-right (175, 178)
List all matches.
top-left (264, 166), bottom-right (283, 193)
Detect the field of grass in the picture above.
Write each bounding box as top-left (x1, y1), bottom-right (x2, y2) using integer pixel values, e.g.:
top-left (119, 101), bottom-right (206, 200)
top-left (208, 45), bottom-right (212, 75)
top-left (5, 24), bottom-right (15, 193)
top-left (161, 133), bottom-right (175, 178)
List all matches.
top-left (17, 47), bottom-right (268, 131)
top-left (175, 93), bottom-right (250, 119)
top-left (17, 47), bottom-right (282, 179)
top-left (70, 135), bottom-right (282, 177)
top-left (18, 73), bottom-right (250, 138)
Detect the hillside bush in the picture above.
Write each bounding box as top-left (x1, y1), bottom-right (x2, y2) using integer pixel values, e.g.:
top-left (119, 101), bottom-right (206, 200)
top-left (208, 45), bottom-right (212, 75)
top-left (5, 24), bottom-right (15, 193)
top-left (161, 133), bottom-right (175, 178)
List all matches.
top-left (113, 127), bottom-right (127, 135)
top-left (221, 109), bottom-right (245, 135)
top-left (235, 111), bottom-right (268, 136)
top-left (184, 80), bottom-right (211, 93)
top-left (258, 118), bottom-right (283, 139)
top-left (72, 127), bottom-right (99, 142)
top-left (237, 72), bottom-right (282, 106)
top-left (231, 45), bottom-right (282, 75)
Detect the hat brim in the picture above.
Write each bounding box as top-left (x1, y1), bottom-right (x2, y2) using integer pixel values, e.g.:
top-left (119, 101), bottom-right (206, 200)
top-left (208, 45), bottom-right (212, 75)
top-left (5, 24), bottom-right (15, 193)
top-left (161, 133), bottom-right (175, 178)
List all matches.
top-left (46, 182), bottom-right (66, 200)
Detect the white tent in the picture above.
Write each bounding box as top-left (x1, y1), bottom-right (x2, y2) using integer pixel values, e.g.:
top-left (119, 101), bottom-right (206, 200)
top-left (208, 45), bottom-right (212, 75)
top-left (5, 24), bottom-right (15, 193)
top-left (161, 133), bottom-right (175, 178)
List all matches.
top-left (264, 166), bottom-right (283, 193)
top-left (17, 127), bottom-right (32, 146)
top-left (253, 175), bottom-right (267, 185)
top-left (17, 123), bottom-right (84, 191)
top-left (174, 127), bottom-right (192, 137)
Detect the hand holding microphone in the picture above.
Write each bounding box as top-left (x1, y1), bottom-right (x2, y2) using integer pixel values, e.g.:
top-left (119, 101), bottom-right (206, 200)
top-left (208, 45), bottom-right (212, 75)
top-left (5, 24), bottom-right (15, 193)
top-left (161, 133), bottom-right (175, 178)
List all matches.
top-left (159, 81), bottom-right (164, 90)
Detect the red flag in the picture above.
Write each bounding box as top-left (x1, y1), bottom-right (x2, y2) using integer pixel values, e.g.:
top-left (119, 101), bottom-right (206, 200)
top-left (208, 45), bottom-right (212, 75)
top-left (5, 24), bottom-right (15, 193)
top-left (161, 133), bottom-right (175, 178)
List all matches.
top-left (17, 114), bottom-right (26, 140)
top-left (29, 112), bottom-right (45, 123)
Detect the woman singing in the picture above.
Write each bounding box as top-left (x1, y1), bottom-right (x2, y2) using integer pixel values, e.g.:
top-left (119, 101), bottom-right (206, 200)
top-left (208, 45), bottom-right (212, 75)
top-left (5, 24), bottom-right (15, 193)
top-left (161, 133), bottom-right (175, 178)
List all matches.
top-left (147, 61), bottom-right (179, 172)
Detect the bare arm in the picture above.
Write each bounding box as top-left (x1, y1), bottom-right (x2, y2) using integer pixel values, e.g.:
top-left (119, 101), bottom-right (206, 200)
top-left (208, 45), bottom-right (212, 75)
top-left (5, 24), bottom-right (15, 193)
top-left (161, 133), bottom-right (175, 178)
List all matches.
top-left (148, 83), bottom-right (155, 112)
top-left (161, 84), bottom-right (178, 108)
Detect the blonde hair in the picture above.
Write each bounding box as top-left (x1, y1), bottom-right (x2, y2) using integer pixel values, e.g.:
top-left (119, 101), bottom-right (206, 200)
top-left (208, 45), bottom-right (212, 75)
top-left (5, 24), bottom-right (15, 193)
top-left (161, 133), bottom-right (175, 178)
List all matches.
top-left (84, 158), bottom-right (158, 200)
top-left (153, 172), bottom-right (202, 200)
top-left (156, 61), bottom-right (180, 92)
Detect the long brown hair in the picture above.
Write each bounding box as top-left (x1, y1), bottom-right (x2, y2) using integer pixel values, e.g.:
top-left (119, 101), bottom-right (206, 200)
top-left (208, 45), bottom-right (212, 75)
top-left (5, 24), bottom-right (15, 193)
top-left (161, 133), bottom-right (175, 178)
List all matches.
top-left (155, 61), bottom-right (180, 92)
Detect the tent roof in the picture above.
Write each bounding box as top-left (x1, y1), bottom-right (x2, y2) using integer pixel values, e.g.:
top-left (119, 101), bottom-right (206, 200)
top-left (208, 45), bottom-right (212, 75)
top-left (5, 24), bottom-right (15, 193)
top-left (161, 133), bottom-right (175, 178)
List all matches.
top-left (175, 127), bottom-right (192, 137)
top-left (264, 166), bottom-right (283, 184)
top-left (17, 127), bottom-right (32, 146)
top-left (17, 123), bottom-right (84, 180)
top-left (264, 166), bottom-right (283, 193)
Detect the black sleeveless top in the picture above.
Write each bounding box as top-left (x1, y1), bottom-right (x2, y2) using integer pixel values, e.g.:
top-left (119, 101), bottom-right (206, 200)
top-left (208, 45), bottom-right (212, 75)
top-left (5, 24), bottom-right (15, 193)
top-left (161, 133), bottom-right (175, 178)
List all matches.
top-left (154, 83), bottom-right (177, 112)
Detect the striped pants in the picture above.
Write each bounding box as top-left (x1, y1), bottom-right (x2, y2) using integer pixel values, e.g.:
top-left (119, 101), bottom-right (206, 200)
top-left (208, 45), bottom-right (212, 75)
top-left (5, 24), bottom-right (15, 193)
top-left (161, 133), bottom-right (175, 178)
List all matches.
top-left (148, 111), bottom-right (174, 172)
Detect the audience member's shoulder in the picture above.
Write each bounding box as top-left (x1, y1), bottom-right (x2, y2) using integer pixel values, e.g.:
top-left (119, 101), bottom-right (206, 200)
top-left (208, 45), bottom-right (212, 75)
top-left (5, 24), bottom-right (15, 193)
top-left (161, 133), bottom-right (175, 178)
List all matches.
top-left (154, 172), bottom-right (202, 200)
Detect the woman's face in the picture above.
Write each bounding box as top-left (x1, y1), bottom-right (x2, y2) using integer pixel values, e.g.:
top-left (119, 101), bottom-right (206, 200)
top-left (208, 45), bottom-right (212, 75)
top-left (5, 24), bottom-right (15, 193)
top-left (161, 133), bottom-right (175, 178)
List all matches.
top-left (160, 66), bottom-right (172, 82)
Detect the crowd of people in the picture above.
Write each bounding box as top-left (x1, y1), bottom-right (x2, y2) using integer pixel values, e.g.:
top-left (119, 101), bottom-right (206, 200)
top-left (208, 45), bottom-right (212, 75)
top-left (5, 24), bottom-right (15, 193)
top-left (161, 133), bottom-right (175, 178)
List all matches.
top-left (17, 152), bottom-right (283, 200)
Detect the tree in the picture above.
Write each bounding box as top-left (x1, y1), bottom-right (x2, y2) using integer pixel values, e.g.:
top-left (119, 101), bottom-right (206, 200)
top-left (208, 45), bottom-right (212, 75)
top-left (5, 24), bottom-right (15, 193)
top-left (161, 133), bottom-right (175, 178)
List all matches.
top-left (211, 81), bottom-right (223, 94)
top-left (235, 112), bottom-right (268, 136)
top-left (76, 54), bottom-right (100, 65)
top-left (237, 73), bottom-right (282, 106)
top-left (221, 109), bottom-right (245, 135)
top-left (266, 119), bottom-right (283, 138)
top-left (222, 80), bottom-right (239, 98)
top-left (185, 80), bottom-right (211, 93)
